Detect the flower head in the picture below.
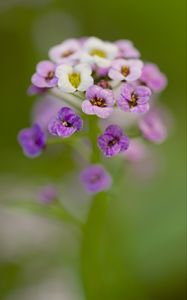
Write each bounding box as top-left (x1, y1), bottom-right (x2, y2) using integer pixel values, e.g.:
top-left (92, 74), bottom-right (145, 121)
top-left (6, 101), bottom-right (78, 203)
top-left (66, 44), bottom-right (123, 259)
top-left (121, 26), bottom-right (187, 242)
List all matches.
top-left (98, 124), bottom-right (129, 157)
top-left (49, 38), bottom-right (81, 64)
top-left (117, 83), bottom-right (152, 113)
top-left (82, 85), bottom-right (115, 118)
top-left (81, 37), bottom-right (118, 68)
top-left (48, 107), bottom-right (83, 137)
top-left (115, 40), bottom-right (140, 58)
top-left (80, 164), bottom-right (112, 194)
top-left (139, 109), bottom-right (168, 143)
top-left (31, 61), bottom-right (58, 88)
top-left (38, 185), bottom-right (58, 204)
top-left (140, 63), bottom-right (167, 92)
top-left (56, 63), bottom-right (93, 93)
top-left (18, 124), bottom-right (46, 158)
top-left (108, 59), bottom-right (143, 82)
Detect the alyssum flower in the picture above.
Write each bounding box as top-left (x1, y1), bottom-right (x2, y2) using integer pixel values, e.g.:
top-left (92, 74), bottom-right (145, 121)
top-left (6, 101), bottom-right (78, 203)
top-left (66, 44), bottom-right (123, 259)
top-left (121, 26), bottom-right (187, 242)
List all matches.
top-left (82, 85), bottom-right (115, 118)
top-left (32, 60), bottom-right (58, 88)
top-left (18, 124), bottom-right (46, 158)
top-left (117, 83), bottom-right (152, 113)
top-left (49, 38), bottom-right (81, 64)
top-left (108, 59), bottom-right (143, 82)
top-left (48, 107), bottom-right (83, 137)
top-left (56, 63), bottom-right (93, 93)
top-left (98, 125), bottom-right (130, 157)
top-left (80, 164), bottom-right (112, 194)
top-left (18, 36), bottom-right (170, 195)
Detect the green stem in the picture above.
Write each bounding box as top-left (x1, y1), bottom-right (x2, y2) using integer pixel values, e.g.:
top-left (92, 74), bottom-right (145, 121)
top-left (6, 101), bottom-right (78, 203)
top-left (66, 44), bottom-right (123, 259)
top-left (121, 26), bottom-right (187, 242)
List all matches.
top-left (50, 88), bottom-right (82, 111)
top-left (87, 115), bottom-right (101, 163)
top-left (80, 157), bottom-right (125, 299)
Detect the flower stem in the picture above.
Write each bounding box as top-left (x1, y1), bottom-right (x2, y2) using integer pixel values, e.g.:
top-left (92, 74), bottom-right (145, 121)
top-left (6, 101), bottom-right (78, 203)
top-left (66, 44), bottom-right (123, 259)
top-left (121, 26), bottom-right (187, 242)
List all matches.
top-left (50, 87), bottom-right (82, 111)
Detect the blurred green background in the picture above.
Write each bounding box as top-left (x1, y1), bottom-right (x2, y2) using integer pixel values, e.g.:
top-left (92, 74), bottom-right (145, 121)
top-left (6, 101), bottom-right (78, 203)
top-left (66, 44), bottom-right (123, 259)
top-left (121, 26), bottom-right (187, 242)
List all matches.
top-left (0, 0), bottom-right (186, 299)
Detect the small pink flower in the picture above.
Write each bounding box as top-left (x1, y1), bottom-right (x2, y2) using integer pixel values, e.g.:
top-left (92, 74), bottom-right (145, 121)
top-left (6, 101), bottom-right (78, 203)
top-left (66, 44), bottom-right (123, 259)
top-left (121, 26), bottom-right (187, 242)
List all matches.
top-left (108, 59), bottom-right (143, 82)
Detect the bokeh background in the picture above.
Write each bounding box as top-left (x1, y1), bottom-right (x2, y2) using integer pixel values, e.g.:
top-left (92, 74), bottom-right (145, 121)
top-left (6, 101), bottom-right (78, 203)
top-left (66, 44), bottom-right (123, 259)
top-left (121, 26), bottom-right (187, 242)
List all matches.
top-left (0, 0), bottom-right (186, 299)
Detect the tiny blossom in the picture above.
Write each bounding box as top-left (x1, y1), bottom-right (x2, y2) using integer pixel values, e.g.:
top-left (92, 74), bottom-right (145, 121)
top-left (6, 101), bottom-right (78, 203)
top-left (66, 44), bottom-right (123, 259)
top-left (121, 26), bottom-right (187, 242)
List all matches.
top-left (56, 63), bottom-right (93, 93)
top-left (31, 60), bottom-right (58, 88)
top-left (48, 107), bottom-right (83, 137)
top-left (49, 38), bottom-right (81, 64)
top-left (140, 63), bottom-right (167, 92)
top-left (81, 37), bottom-right (118, 68)
top-left (18, 124), bottom-right (46, 158)
top-left (139, 109), bottom-right (168, 144)
top-left (82, 85), bottom-right (115, 118)
top-left (117, 83), bottom-right (152, 113)
top-left (38, 185), bottom-right (58, 204)
top-left (115, 40), bottom-right (140, 58)
top-left (80, 164), bottom-right (112, 194)
top-left (98, 124), bottom-right (129, 157)
top-left (108, 59), bottom-right (143, 82)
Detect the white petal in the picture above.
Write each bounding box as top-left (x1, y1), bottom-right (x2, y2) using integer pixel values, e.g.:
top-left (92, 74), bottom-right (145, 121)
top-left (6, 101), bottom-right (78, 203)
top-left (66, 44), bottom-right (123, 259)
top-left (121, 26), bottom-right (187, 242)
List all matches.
top-left (58, 74), bottom-right (76, 93)
top-left (74, 63), bottom-right (92, 75)
top-left (56, 64), bottom-right (73, 78)
top-left (78, 74), bottom-right (94, 92)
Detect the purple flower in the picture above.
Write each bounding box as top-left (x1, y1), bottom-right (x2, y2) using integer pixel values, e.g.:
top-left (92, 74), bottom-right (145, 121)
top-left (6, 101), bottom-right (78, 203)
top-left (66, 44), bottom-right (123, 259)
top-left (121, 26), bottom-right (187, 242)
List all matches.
top-left (140, 63), bottom-right (167, 92)
top-left (48, 107), bottom-right (83, 137)
top-left (80, 164), bottom-right (112, 194)
top-left (108, 59), bottom-right (143, 82)
top-left (115, 40), bottom-right (140, 58)
top-left (18, 124), bottom-right (46, 158)
top-left (139, 109), bottom-right (168, 143)
top-left (98, 125), bottom-right (130, 157)
top-left (31, 60), bottom-right (58, 88)
top-left (38, 185), bottom-right (58, 204)
top-left (82, 85), bottom-right (115, 118)
top-left (117, 83), bottom-right (152, 113)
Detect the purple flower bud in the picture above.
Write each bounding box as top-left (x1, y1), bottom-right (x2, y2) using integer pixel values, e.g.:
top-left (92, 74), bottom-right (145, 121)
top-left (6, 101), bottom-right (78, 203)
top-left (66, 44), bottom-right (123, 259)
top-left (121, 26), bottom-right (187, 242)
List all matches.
top-left (98, 124), bottom-right (130, 157)
top-left (82, 85), bottom-right (115, 119)
top-left (139, 109), bottom-right (168, 143)
top-left (117, 83), bottom-right (152, 114)
top-left (18, 124), bottom-right (46, 158)
top-left (115, 39), bottom-right (140, 58)
top-left (140, 63), bottom-right (167, 92)
top-left (80, 164), bottom-right (112, 194)
top-left (48, 107), bottom-right (83, 137)
top-left (38, 185), bottom-right (58, 204)
top-left (31, 60), bottom-right (58, 88)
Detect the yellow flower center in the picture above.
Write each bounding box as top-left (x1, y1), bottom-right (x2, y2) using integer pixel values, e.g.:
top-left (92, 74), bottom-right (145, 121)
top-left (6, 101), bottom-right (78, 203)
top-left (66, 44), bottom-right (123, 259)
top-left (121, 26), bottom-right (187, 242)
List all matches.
top-left (90, 49), bottom-right (106, 58)
top-left (128, 93), bottom-right (138, 108)
top-left (90, 97), bottom-right (107, 107)
top-left (121, 66), bottom-right (130, 77)
top-left (62, 50), bottom-right (74, 58)
top-left (46, 71), bottom-right (54, 80)
top-left (68, 73), bottom-right (81, 88)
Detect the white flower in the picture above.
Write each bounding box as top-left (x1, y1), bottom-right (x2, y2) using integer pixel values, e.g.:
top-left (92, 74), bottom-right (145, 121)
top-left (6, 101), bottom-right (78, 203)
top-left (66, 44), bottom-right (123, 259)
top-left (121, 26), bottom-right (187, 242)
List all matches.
top-left (49, 39), bottom-right (81, 64)
top-left (81, 37), bottom-right (118, 68)
top-left (56, 63), bottom-right (94, 93)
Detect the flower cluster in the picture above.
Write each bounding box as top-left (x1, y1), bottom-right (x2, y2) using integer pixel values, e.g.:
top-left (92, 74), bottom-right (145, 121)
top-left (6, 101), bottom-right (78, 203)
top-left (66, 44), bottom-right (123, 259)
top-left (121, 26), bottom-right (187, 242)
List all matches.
top-left (18, 37), bottom-right (169, 194)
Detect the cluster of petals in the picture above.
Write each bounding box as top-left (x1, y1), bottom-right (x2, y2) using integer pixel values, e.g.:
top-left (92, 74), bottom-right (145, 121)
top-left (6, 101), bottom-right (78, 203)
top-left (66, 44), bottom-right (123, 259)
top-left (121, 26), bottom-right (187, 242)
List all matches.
top-left (17, 36), bottom-right (169, 194)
